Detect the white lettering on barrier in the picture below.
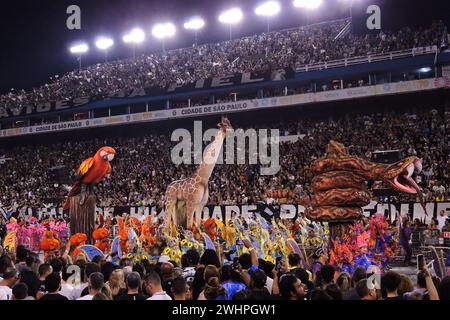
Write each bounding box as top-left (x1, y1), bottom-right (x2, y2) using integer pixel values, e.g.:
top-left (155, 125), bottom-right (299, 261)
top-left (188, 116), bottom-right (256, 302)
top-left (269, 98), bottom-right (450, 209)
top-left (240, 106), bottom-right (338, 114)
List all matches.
top-left (3, 202), bottom-right (449, 223)
top-left (2, 78), bottom-right (450, 138)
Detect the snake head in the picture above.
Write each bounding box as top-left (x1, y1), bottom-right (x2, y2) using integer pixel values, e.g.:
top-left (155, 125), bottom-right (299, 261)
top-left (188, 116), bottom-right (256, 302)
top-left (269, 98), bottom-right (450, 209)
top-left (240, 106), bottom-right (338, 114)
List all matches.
top-left (382, 156), bottom-right (422, 194)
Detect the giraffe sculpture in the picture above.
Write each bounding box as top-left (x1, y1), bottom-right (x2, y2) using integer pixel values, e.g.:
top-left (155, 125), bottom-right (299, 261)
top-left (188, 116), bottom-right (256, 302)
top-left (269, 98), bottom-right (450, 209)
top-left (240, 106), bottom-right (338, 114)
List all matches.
top-left (165, 116), bottom-right (233, 231)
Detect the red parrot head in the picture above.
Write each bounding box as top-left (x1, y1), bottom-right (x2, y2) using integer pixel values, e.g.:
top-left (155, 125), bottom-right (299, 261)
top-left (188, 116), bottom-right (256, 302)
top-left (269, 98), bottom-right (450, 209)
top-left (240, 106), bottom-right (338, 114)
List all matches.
top-left (97, 146), bottom-right (116, 162)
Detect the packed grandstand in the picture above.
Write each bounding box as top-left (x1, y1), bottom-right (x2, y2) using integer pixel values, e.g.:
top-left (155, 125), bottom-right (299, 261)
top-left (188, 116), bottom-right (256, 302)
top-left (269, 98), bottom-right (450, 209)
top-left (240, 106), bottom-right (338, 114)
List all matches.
top-left (0, 17), bottom-right (449, 210)
top-left (1, 10), bottom-right (450, 303)
top-left (0, 19), bottom-right (446, 118)
top-left (0, 102), bottom-right (449, 210)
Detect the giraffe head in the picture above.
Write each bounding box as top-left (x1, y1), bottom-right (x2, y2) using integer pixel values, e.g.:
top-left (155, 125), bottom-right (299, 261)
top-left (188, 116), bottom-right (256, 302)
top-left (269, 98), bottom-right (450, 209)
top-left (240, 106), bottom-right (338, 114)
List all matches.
top-left (218, 116), bottom-right (233, 133)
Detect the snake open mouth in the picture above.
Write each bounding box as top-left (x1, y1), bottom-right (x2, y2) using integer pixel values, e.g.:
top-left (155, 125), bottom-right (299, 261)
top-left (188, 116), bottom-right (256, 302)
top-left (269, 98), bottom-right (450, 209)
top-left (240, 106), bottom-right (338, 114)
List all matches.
top-left (391, 159), bottom-right (422, 194)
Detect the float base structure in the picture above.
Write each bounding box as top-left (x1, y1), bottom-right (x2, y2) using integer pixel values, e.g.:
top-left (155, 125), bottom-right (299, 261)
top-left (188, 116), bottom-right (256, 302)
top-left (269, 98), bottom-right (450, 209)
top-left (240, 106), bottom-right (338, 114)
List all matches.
top-left (328, 220), bottom-right (360, 240)
top-left (69, 195), bottom-right (96, 244)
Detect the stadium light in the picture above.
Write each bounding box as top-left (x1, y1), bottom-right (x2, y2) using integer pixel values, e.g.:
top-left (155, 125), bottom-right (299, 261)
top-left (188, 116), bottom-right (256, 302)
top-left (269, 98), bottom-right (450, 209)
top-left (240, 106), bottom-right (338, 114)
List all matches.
top-left (123, 28), bottom-right (145, 44)
top-left (418, 67), bottom-right (432, 78)
top-left (69, 43), bottom-right (89, 71)
top-left (255, 1), bottom-right (281, 32)
top-left (293, 0), bottom-right (323, 9)
top-left (95, 37), bottom-right (114, 62)
top-left (152, 23), bottom-right (176, 52)
top-left (418, 67), bottom-right (431, 73)
top-left (95, 37), bottom-right (114, 50)
top-left (184, 17), bottom-right (205, 45)
top-left (184, 17), bottom-right (205, 30)
top-left (69, 43), bottom-right (89, 54)
top-left (218, 7), bottom-right (243, 40)
top-left (255, 1), bottom-right (281, 16)
top-left (123, 28), bottom-right (145, 58)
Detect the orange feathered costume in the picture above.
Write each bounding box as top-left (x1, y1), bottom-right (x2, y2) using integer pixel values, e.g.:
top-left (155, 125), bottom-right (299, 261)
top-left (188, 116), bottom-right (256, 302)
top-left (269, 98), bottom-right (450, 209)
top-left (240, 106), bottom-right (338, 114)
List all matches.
top-left (93, 227), bottom-right (110, 253)
top-left (63, 146), bottom-right (116, 209)
top-left (140, 216), bottom-right (157, 248)
top-left (117, 217), bottom-right (129, 254)
top-left (69, 233), bottom-right (88, 260)
top-left (40, 229), bottom-right (60, 259)
top-left (203, 218), bottom-right (219, 240)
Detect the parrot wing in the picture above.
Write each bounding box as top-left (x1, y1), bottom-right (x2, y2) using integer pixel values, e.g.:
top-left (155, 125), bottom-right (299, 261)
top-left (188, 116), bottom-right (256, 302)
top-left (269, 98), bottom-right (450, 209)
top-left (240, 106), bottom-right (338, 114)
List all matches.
top-left (62, 157), bottom-right (96, 210)
top-left (77, 157), bottom-right (95, 178)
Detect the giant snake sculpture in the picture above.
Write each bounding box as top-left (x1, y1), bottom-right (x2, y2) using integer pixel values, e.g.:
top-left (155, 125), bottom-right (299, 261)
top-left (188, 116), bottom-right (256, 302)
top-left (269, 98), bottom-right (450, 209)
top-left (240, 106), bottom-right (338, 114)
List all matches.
top-left (305, 141), bottom-right (425, 237)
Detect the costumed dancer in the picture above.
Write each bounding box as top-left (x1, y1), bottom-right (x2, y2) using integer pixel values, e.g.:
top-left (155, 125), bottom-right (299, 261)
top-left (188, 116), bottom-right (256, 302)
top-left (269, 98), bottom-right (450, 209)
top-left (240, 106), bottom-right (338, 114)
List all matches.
top-left (93, 213), bottom-right (111, 253)
top-left (369, 214), bottom-right (397, 269)
top-left (69, 233), bottom-right (88, 260)
top-left (39, 222), bottom-right (60, 260)
top-left (353, 233), bottom-right (379, 271)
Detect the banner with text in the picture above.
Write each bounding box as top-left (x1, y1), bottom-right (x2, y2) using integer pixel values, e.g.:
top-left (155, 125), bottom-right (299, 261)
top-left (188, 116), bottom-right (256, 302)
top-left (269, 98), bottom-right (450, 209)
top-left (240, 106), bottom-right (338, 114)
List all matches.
top-left (0, 68), bottom-right (295, 119)
top-left (2, 201), bottom-right (448, 223)
top-left (2, 77), bottom-right (449, 139)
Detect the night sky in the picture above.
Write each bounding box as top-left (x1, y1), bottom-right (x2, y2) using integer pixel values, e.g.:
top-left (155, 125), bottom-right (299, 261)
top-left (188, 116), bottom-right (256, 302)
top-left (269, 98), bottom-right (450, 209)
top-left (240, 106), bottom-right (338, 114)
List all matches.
top-left (1, 0), bottom-right (449, 93)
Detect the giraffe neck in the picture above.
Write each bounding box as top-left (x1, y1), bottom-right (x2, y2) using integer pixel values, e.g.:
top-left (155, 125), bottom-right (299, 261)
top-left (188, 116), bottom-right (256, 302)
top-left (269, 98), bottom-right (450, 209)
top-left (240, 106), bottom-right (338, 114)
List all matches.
top-left (195, 129), bottom-right (226, 184)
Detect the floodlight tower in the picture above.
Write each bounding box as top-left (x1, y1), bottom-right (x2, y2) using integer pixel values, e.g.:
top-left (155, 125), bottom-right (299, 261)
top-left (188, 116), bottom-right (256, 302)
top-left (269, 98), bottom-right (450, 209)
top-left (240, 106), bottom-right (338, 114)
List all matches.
top-left (218, 7), bottom-right (243, 40)
top-left (184, 17), bottom-right (205, 45)
top-left (255, 1), bottom-right (281, 33)
top-left (69, 43), bottom-right (89, 71)
top-left (152, 23), bottom-right (176, 53)
top-left (123, 28), bottom-right (145, 59)
top-left (95, 37), bottom-right (114, 62)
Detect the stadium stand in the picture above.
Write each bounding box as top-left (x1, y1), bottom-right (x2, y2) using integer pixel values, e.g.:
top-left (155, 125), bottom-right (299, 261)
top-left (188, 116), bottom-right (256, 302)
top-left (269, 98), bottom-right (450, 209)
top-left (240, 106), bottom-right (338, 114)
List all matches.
top-left (0, 19), bottom-right (446, 115)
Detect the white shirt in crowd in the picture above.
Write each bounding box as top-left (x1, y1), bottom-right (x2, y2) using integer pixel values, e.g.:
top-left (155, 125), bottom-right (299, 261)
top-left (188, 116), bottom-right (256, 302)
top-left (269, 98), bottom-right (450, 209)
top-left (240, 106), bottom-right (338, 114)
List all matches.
top-left (77, 294), bottom-right (94, 300)
top-left (437, 215), bottom-right (448, 231)
top-left (0, 285), bottom-right (12, 300)
top-left (147, 291), bottom-right (172, 300)
top-left (71, 282), bottom-right (88, 300)
top-left (60, 283), bottom-right (75, 300)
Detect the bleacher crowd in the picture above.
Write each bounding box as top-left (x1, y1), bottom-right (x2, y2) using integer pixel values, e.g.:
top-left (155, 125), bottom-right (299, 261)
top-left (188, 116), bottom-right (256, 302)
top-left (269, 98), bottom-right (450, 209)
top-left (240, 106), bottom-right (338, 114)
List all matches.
top-left (0, 19), bottom-right (446, 116)
top-left (0, 104), bottom-right (449, 210)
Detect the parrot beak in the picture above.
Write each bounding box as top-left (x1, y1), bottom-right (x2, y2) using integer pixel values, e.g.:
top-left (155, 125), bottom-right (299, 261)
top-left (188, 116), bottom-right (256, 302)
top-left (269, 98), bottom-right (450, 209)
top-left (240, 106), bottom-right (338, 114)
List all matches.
top-left (107, 154), bottom-right (115, 162)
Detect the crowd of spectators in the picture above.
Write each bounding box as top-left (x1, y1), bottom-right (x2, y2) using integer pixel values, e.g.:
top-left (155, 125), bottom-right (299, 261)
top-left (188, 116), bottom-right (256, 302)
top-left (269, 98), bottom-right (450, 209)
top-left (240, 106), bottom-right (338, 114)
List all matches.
top-left (0, 19), bottom-right (446, 117)
top-left (0, 241), bottom-right (448, 300)
top-left (0, 103), bottom-right (448, 209)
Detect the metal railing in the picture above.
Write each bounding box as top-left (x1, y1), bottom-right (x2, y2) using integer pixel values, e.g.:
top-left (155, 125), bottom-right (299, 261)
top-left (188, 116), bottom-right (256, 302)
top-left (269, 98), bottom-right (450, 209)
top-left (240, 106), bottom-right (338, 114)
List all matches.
top-left (295, 46), bottom-right (438, 73)
top-left (421, 246), bottom-right (449, 278)
top-left (334, 20), bottom-right (352, 41)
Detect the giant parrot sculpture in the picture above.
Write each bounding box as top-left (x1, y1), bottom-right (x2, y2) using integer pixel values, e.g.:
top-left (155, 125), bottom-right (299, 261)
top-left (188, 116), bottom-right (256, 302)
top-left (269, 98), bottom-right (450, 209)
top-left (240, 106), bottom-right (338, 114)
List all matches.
top-left (63, 146), bottom-right (116, 209)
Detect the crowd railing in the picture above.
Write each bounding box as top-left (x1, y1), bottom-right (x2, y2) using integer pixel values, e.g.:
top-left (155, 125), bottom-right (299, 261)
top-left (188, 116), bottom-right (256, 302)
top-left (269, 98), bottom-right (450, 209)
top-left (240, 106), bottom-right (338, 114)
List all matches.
top-left (295, 46), bottom-right (438, 73)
